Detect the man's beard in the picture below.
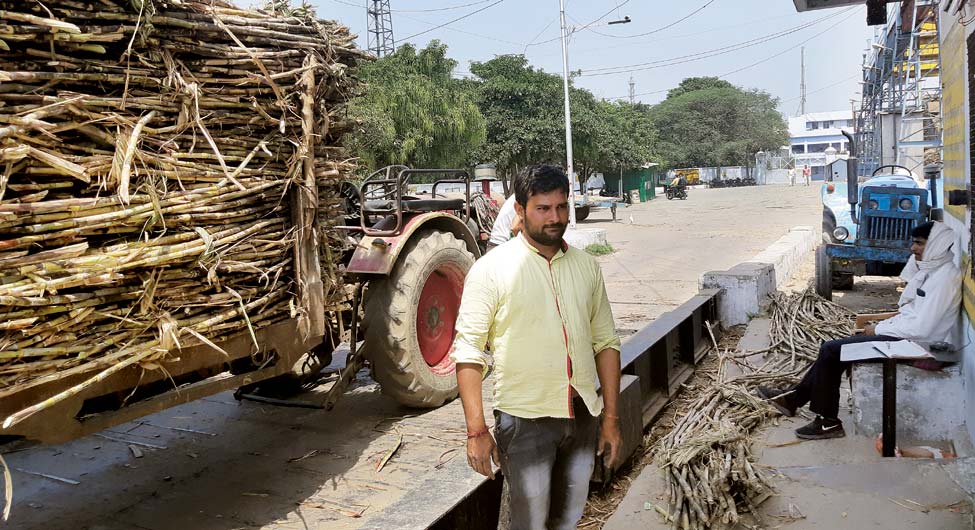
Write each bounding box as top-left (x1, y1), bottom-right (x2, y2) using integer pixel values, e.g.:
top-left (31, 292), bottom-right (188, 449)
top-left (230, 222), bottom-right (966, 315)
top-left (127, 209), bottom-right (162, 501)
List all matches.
top-left (525, 219), bottom-right (566, 247)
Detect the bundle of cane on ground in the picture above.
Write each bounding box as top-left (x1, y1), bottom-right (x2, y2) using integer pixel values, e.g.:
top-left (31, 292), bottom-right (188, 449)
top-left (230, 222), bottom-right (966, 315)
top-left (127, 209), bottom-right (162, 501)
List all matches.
top-left (653, 290), bottom-right (855, 529)
top-left (0, 0), bottom-right (368, 428)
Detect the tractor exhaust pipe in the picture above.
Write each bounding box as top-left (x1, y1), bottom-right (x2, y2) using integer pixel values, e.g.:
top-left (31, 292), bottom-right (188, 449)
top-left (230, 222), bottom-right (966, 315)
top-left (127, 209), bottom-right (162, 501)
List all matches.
top-left (841, 130), bottom-right (859, 224)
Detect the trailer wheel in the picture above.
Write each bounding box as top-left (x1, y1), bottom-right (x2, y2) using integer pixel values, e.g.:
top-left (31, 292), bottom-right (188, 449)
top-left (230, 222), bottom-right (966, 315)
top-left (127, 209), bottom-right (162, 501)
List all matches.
top-left (575, 205), bottom-right (591, 221)
top-left (815, 245), bottom-right (832, 301)
top-left (362, 230), bottom-right (474, 408)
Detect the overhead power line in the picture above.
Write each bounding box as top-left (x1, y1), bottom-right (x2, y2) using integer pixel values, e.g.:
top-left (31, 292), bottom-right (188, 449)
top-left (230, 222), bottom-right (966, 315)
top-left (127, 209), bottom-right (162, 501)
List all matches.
top-left (396, 10), bottom-right (525, 46)
top-left (525, 0), bottom-right (633, 48)
top-left (399, 0), bottom-right (506, 42)
top-left (523, 17), bottom-right (560, 54)
top-left (605, 8), bottom-right (859, 100)
top-left (586, 0), bottom-right (717, 39)
top-left (579, 7), bottom-right (853, 77)
top-left (713, 10), bottom-right (856, 79)
top-left (779, 74), bottom-right (859, 105)
top-left (328, 0), bottom-right (495, 13)
top-left (529, 12), bottom-right (809, 59)
top-left (395, 0), bottom-right (496, 13)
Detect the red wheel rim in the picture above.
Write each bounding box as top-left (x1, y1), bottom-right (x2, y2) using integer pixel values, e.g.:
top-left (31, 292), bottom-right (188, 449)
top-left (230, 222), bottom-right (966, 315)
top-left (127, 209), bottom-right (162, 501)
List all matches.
top-left (416, 264), bottom-right (464, 372)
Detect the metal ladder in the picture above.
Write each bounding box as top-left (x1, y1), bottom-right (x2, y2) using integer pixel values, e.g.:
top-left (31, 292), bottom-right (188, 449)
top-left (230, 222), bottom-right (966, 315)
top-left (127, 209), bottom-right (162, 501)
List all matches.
top-left (895, 0), bottom-right (942, 174)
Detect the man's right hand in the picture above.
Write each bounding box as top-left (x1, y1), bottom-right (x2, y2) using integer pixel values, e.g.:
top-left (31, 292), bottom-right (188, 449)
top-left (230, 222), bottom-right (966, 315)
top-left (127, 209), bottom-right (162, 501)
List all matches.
top-left (466, 431), bottom-right (501, 478)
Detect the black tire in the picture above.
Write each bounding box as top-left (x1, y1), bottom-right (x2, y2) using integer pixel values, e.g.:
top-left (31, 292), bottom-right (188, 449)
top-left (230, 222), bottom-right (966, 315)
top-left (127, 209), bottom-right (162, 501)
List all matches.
top-left (666, 190), bottom-right (674, 200)
top-left (815, 245), bottom-right (832, 301)
top-left (832, 272), bottom-right (854, 291)
top-left (575, 205), bottom-right (591, 221)
top-left (361, 230), bottom-right (474, 408)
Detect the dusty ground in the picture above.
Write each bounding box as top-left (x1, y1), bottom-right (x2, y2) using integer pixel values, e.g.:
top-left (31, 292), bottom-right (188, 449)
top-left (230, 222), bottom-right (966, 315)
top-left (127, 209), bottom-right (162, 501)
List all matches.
top-left (2, 184), bottom-right (823, 530)
top-left (589, 185), bottom-right (822, 335)
top-left (604, 245), bottom-right (975, 530)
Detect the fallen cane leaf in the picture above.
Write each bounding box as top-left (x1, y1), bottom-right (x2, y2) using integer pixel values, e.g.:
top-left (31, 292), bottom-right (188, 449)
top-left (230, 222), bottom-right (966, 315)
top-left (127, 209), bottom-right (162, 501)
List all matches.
top-left (301, 500), bottom-right (368, 518)
top-left (435, 448), bottom-right (460, 469)
top-left (376, 429), bottom-right (403, 473)
top-left (288, 449), bottom-right (319, 463)
top-left (766, 440), bottom-right (803, 449)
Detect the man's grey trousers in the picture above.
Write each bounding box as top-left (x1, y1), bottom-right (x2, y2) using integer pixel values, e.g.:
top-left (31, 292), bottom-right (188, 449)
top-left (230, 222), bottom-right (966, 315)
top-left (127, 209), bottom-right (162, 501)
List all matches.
top-left (493, 397), bottom-right (598, 530)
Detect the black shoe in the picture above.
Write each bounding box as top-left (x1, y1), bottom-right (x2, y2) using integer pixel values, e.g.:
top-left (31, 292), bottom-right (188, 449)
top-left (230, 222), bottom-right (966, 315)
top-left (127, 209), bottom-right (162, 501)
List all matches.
top-left (795, 416), bottom-right (845, 440)
top-left (757, 386), bottom-right (797, 417)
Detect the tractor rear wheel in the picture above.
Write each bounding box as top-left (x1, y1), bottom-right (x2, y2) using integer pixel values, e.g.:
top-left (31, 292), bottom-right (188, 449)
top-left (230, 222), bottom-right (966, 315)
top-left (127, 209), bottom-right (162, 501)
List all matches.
top-left (815, 245), bottom-right (832, 301)
top-left (362, 230), bottom-right (474, 408)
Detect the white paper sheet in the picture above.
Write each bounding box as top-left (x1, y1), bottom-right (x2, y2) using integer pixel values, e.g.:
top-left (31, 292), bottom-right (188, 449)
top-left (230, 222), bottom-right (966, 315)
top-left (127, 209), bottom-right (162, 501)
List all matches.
top-left (840, 340), bottom-right (933, 362)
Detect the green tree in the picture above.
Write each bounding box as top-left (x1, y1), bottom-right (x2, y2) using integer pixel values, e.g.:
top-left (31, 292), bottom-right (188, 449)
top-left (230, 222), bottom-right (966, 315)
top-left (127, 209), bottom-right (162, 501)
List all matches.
top-left (666, 76), bottom-right (735, 99)
top-left (345, 42), bottom-right (486, 178)
top-left (651, 77), bottom-right (787, 169)
top-left (467, 56), bottom-right (658, 184)
top-left (466, 55), bottom-right (567, 180)
top-left (593, 101), bottom-right (657, 175)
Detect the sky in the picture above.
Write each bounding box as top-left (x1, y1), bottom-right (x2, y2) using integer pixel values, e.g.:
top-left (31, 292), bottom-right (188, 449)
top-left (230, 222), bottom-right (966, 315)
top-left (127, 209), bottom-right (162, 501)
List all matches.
top-left (305, 0), bottom-right (876, 116)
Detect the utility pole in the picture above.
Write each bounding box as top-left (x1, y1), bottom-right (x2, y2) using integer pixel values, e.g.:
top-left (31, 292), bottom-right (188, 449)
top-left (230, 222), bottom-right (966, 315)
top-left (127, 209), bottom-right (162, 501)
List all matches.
top-left (628, 76), bottom-right (635, 104)
top-left (558, 5), bottom-right (630, 228)
top-left (367, 0), bottom-right (395, 57)
top-left (558, 0), bottom-right (577, 227)
top-left (799, 46), bottom-right (807, 116)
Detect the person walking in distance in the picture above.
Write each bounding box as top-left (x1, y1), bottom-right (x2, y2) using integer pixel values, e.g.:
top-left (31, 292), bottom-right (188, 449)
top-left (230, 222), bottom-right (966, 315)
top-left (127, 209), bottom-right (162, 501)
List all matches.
top-left (450, 164), bottom-right (623, 530)
top-left (802, 164), bottom-right (812, 186)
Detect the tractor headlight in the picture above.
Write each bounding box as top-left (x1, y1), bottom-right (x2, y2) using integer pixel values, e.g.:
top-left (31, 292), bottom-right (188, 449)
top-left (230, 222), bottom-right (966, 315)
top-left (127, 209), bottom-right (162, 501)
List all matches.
top-left (899, 198), bottom-right (914, 210)
top-left (832, 227), bottom-right (849, 241)
top-left (868, 199), bottom-right (879, 209)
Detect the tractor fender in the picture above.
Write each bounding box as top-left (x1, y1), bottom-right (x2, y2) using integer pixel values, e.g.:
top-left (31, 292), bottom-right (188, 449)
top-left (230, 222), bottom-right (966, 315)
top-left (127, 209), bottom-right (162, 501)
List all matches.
top-left (346, 212), bottom-right (481, 276)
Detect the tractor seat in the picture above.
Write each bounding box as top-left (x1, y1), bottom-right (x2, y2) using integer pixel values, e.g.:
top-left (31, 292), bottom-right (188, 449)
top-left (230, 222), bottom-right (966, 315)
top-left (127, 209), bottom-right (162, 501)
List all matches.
top-left (363, 198), bottom-right (465, 214)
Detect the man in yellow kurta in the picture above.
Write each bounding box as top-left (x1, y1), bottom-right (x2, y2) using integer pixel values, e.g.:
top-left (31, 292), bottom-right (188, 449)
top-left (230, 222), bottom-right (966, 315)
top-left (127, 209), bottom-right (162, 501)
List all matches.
top-left (450, 164), bottom-right (622, 530)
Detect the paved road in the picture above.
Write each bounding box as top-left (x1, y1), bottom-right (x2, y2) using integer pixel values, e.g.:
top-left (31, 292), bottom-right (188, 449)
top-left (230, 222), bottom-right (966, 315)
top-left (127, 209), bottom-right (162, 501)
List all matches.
top-left (587, 184), bottom-right (822, 335)
top-left (3, 184), bottom-right (822, 530)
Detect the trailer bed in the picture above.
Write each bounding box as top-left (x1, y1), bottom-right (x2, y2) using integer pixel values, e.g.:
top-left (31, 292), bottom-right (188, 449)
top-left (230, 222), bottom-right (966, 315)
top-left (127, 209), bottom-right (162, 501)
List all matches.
top-left (4, 350), bottom-right (491, 530)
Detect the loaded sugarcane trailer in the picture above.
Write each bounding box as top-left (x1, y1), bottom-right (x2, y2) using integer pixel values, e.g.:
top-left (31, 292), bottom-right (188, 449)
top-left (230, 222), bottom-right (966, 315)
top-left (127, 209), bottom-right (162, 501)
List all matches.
top-left (0, 0), bottom-right (484, 447)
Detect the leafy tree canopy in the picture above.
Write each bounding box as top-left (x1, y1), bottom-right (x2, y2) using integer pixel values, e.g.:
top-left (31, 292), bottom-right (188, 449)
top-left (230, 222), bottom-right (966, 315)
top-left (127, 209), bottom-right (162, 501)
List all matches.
top-left (666, 76), bottom-right (735, 99)
top-left (466, 55), bottom-right (568, 178)
top-left (345, 41), bottom-right (486, 178)
top-left (651, 77), bottom-right (787, 168)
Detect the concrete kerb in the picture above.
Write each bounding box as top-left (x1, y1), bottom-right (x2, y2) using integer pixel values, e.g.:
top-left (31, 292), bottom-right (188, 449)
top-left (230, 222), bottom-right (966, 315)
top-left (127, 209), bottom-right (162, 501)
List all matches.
top-left (563, 227), bottom-right (608, 250)
top-left (700, 226), bottom-right (817, 327)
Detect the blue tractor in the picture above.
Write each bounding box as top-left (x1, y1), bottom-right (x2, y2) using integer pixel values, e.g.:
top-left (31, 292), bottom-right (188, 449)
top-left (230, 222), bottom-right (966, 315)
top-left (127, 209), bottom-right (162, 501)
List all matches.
top-left (816, 133), bottom-right (943, 300)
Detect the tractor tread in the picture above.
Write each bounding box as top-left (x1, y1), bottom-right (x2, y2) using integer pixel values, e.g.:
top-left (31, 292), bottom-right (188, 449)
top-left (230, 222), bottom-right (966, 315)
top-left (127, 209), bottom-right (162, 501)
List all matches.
top-left (361, 230), bottom-right (474, 408)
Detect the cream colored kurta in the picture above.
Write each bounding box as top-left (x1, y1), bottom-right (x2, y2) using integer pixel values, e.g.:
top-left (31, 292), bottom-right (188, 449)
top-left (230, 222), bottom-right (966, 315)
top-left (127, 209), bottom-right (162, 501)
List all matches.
top-left (450, 234), bottom-right (621, 419)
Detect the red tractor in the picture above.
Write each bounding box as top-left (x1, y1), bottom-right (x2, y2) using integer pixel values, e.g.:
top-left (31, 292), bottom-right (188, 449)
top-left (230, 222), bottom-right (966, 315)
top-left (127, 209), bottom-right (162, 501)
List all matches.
top-left (339, 167), bottom-right (496, 407)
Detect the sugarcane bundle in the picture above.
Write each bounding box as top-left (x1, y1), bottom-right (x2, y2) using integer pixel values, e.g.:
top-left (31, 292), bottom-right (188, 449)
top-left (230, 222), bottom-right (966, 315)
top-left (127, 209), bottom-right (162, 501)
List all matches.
top-left (0, 0), bottom-right (367, 427)
top-left (654, 290), bottom-right (855, 529)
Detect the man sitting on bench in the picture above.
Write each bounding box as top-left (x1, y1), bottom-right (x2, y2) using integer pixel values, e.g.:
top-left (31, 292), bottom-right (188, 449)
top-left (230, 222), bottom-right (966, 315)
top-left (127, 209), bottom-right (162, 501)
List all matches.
top-left (759, 221), bottom-right (961, 440)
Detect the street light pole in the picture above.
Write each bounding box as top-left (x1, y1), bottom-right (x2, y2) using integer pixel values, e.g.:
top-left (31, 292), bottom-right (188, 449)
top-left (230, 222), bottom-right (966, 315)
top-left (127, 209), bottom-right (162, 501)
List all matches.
top-left (558, 7), bottom-right (629, 229)
top-left (558, 0), bottom-right (577, 227)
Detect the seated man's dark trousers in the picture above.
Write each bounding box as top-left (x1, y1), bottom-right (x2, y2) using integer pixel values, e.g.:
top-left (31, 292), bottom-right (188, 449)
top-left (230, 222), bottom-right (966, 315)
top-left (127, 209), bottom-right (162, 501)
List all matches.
top-left (784, 334), bottom-right (901, 418)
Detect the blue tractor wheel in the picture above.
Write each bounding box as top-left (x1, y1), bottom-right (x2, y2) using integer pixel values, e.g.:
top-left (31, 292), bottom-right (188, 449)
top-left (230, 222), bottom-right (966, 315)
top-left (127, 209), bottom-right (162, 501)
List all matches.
top-left (815, 245), bottom-right (832, 301)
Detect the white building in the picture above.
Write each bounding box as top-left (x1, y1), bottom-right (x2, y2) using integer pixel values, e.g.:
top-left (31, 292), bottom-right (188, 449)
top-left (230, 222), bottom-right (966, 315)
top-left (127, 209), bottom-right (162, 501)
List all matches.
top-left (788, 110), bottom-right (853, 180)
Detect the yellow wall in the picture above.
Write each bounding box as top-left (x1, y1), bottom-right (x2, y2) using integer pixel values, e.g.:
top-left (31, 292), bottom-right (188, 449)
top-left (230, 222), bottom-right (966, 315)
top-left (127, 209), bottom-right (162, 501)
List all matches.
top-left (940, 23), bottom-right (973, 320)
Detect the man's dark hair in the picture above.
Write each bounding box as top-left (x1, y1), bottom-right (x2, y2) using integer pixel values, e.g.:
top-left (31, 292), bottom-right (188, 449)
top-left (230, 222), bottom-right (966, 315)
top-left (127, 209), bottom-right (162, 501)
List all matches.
top-left (912, 221), bottom-right (934, 239)
top-left (513, 164), bottom-right (570, 207)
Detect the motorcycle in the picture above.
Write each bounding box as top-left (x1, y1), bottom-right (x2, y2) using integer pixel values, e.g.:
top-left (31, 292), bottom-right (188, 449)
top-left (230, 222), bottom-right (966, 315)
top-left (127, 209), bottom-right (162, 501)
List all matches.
top-left (665, 185), bottom-right (688, 200)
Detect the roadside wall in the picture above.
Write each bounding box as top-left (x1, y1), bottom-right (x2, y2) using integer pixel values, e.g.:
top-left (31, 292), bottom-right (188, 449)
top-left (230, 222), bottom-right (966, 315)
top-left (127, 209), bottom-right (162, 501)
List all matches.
top-left (701, 226), bottom-right (816, 326)
top-left (939, 9), bottom-right (975, 445)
